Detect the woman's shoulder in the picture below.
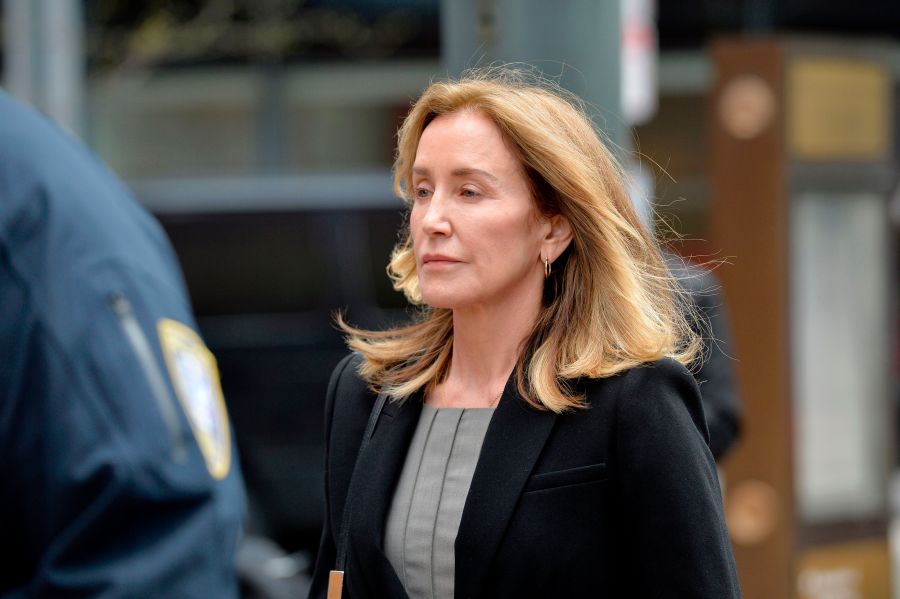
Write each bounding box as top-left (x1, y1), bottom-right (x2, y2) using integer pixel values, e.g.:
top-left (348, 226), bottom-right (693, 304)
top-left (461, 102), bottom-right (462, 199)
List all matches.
top-left (327, 352), bottom-right (366, 395)
top-left (618, 357), bottom-right (697, 394)
top-left (325, 352), bottom-right (377, 426)
top-left (581, 357), bottom-right (696, 396)
top-left (581, 358), bottom-right (708, 443)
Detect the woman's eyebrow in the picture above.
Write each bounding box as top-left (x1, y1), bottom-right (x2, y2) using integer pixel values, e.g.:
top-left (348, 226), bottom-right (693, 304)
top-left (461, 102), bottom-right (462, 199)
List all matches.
top-left (451, 167), bottom-right (499, 184)
top-left (412, 165), bottom-right (499, 183)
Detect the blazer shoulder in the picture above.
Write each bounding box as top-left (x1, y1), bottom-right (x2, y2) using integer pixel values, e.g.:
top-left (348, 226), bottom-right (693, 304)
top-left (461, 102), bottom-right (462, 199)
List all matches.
top-left (581, 357), bottom-right (695, 400)
top-left (323, 352), bottom-right (381, 464)
top-left (620, 356), bottom-right (696, 389)
top-left (599, 358), bottom-right (709, 445)
top-left (602, 358), bottom-right (740, 596)
top-left (326, 352), bottom-right (363, 403)
top-left (325, 352), bottom-right (371, 423)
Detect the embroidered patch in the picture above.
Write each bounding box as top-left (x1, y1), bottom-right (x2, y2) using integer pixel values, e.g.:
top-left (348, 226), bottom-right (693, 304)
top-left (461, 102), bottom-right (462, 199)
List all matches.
top-left (157, 318), bottom-right (231, 479)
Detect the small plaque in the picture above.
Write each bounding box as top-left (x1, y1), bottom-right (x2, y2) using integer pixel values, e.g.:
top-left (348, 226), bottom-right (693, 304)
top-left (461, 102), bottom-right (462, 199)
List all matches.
top-left (718, 74), bottom-right (777, 140)
top-left (787, 56), bottom-right (890, 161)
top-left (726, 479), bottom-right (781, 546)
top-left (797, 539), bottom-right (890, 599)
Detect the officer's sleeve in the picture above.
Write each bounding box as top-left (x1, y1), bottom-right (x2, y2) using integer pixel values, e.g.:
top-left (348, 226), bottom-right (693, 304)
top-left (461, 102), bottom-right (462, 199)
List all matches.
top-left (9, 280), bottom-right (245, 598)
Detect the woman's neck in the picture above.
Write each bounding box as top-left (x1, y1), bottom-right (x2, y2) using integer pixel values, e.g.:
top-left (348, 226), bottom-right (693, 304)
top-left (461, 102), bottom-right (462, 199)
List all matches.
top-left (429, 289), bottom-right (542, 408)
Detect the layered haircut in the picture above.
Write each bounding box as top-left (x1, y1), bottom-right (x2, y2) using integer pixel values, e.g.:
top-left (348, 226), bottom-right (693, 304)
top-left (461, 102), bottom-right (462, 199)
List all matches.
top-left (339, 67), bottom-right (699, 413)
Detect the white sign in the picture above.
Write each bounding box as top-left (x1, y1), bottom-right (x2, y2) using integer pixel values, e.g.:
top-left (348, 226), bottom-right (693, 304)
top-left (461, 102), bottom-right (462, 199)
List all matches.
top-left (791, 192), bottom-right (889, 522)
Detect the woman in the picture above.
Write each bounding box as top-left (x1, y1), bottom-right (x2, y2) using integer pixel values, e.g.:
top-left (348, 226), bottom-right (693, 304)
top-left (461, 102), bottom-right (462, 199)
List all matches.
top-left (309, 68), bottom-right (741, 598)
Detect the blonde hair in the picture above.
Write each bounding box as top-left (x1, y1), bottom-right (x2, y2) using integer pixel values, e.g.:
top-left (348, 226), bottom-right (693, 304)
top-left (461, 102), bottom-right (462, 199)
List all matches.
top-left (339, 67), bottom-right (699, 413)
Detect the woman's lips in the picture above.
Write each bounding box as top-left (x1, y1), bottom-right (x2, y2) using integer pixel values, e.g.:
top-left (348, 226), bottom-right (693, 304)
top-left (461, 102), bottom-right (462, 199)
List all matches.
top-left (421, 254), bottom-right (461, 269)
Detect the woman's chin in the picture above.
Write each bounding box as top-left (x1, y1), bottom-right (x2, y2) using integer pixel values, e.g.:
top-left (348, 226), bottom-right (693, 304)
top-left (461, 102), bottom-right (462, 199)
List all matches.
top-left (422, 297), bottom-right (458, 310)
top-left (420, 290), bottom-right (470, 311)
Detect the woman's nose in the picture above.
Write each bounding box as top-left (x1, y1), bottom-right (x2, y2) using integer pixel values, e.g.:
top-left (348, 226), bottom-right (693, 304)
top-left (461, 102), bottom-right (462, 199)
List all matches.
top-left (418, 192), bottom-right (452, 236)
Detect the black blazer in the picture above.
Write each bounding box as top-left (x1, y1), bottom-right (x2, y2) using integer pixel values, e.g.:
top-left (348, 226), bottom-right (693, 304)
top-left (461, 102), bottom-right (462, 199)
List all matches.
top-left (308, 353), bottom-right (741, 598)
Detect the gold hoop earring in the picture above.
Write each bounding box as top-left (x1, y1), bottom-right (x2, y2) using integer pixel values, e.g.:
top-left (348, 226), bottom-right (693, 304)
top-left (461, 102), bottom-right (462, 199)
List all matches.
top-left (544, 257), bottom-right (551, 278)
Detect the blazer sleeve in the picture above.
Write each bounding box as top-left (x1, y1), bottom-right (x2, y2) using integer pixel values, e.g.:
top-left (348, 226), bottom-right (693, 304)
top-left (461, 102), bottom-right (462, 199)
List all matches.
top-left (613, 359), bottom-right (741, 598)
top-left (307, 352), bottom-right (358, 599)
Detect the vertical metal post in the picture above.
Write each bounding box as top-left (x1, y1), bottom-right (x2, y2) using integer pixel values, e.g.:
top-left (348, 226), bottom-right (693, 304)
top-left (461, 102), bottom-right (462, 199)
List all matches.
top-left (3, 0), bottom-right (37, 102)
top-left (3, 0), bottom-right (85, 137)
top-left (440, 0), bottom-right (626, 151)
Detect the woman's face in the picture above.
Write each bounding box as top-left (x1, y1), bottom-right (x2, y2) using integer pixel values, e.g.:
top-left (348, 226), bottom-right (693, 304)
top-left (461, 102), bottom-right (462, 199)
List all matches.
top-left (410, 110), bottom-right (550, 310)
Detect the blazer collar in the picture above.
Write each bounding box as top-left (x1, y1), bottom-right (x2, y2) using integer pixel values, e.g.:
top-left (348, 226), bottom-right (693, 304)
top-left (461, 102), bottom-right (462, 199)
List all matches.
top-left (345, 393), bottom-right (421, 597)
top-left (454, 379), bottom-right (556, 599)
top-left (346, 378), bottom-right (556, 599)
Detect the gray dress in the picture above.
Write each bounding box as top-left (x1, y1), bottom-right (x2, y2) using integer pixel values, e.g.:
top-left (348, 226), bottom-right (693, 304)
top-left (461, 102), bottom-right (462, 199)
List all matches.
top-left (384, 405), bottom-right (494, 599)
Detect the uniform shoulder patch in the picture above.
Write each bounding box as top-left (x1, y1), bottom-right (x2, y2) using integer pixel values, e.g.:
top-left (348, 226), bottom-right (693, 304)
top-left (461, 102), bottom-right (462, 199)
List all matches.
top-left (157, 318), bottom-right (231, 479)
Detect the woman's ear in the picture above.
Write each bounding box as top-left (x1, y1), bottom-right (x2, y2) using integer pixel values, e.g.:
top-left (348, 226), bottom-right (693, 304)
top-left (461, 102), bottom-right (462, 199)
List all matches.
top-left (543, 213), bottom-right (573, 262)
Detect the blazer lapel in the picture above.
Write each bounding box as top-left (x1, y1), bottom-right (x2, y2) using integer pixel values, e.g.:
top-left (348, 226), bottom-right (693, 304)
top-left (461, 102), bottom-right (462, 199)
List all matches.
top-left (346, 395), bottom-right (422, 598)
top-left (454, 381), bottom-right (557, 599)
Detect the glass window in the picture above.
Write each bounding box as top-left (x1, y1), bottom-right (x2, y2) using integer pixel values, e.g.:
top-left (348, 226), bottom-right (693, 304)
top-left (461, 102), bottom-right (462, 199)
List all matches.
top-left (159, 207), bottom-right (408, 316)
top-left (84, 1), bottom-right (440, 180)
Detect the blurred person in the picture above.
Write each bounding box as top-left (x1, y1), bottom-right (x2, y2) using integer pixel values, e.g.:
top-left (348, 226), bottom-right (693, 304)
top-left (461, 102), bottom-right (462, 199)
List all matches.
top-left (0, 90), bottom-right (245, 597)
top-left (629, 165), bottom-right (742, 461)
top-left (892, 177), bottom-right (900, 463)
top-left (308, 69), bottom-right (740, 598)
top-left (666, 252), bottom-right (742, 460)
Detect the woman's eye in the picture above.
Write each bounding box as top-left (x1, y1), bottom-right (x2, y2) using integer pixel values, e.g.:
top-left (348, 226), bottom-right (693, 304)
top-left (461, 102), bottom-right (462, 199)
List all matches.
top-left (461, 188), bottom-right (479, 198)
top-left (415, 188), bottom-right (431, 199)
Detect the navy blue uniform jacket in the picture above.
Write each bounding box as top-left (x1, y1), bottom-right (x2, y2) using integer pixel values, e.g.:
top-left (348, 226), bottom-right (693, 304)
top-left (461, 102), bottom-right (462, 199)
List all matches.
top-left (0, 91), bottom-right (245, 597)
top-left (309, 353), bottom-right (741, 598)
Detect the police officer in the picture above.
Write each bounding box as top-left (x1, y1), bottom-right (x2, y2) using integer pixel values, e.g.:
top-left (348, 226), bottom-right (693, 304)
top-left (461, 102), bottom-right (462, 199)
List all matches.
top-left (0, 90), bottom-right (245, 597)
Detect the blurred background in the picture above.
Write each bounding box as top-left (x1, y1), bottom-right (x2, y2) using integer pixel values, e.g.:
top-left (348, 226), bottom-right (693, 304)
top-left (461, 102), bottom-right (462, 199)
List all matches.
top-left (2, 1), bottom-right (898, 597)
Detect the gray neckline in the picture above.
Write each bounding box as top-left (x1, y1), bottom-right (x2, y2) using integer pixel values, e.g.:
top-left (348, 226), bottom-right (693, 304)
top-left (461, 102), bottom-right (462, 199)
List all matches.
top-left (422, 404), bottom-right (495, 413)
